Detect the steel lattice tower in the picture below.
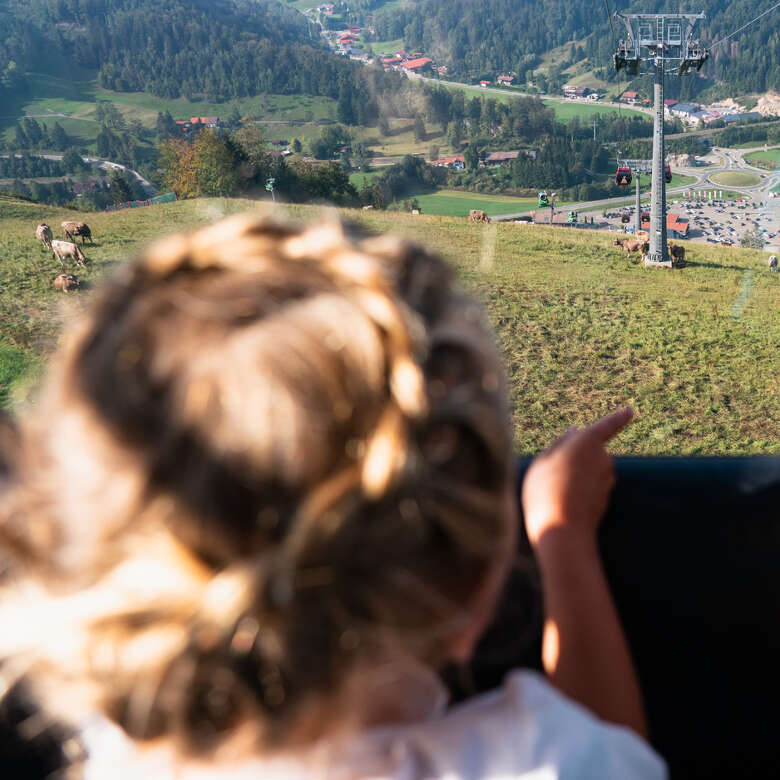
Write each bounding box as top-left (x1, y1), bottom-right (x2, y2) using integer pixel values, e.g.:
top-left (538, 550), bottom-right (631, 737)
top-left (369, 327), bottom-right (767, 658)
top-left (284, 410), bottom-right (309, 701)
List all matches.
top-left (613, 13), bottom-right (708, 267)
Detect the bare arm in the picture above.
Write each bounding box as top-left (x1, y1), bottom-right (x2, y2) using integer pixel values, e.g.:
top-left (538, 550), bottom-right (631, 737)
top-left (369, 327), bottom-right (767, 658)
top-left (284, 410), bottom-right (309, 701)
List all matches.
top-left (521, 408), bottom-right (648, 739)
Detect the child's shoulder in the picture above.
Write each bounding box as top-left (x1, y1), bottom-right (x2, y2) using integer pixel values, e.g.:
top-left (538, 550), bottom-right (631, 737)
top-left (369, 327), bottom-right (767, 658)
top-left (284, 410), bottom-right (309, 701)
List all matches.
top-left (356, 671), bottom-right (667, 780)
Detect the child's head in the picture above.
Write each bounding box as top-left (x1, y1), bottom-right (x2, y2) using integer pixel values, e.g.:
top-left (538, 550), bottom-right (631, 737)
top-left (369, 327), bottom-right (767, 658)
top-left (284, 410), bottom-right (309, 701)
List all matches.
top-left (0, 214), bottom-right (514, 756)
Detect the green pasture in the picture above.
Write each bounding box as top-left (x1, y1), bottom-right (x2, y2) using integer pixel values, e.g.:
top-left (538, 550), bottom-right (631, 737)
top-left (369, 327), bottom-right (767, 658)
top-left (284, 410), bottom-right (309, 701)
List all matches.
top-left (1, 195), bottom-right (776, 454)
top-left (354, 119), bottom-right (448, 158)
top-left (284, 0), bottom-right (319, 10)
top-left (407, 189), bottom-right (539, 218)
top-left (349, 171), bottom-right (382, 188)
top-left (1, 72), bottom-right (337, 147)
top-left (542, 99), bottom-right (649, 123)
top-left (743, 149), bottom-right (780, 170)
top-left (366, 37), bottom-right (405, 55)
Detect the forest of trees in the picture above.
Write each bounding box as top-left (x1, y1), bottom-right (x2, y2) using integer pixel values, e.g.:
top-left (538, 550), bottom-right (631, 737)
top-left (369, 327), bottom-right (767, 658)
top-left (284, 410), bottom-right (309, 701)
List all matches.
top-left (1, 167), bottom-right (144, 209)
top-left (0, 119), bottom-right (74, 154)
top-left (371, 0), bottom-right (780, 96)
top-left (0, 0), bottom-right (412, 127)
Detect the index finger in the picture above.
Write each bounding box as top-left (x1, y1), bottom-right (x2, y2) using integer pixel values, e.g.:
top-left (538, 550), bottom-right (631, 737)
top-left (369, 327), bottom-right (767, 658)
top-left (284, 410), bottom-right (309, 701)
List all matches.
top-left (586, 406), bottom-right (634, 443)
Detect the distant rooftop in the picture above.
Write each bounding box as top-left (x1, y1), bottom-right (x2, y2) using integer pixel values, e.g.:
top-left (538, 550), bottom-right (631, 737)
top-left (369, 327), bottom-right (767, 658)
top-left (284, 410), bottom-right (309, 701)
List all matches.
top-left (401, 57), bottom-right (432, 70)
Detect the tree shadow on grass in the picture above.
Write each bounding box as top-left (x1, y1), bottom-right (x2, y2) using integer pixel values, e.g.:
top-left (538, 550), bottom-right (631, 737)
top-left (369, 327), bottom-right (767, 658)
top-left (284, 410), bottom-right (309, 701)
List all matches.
top-left (684, 259), bottom-right (751, 271)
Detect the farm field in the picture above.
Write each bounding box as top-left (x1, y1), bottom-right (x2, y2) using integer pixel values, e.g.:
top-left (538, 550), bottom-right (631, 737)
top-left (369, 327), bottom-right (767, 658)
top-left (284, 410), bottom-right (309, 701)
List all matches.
top-left (284, 0), bottom-right (319, 10)
top-left (353, 119), bottom-right (448, 158)
top-left (1, 196), bottom-right (776, 455)
top-left (743, 149), bottom-right (780, 170)
top-left (349, 171), bottom-right (382, 188)
top-left (709, 171), bottom-right (762, 188)
top-left (365, 37), bottom-right (405, 55)
top-left (541, 99), bottom-right (649, 122)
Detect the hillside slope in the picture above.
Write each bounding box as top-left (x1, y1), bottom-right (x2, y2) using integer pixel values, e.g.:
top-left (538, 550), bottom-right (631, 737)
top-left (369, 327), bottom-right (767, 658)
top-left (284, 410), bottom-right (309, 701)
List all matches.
top-left (0, 0), bottom-right (392, 108)
top-left (0, 196), bottom-right (776, 454)
top-left (374, 0), bottom-right (780, 95)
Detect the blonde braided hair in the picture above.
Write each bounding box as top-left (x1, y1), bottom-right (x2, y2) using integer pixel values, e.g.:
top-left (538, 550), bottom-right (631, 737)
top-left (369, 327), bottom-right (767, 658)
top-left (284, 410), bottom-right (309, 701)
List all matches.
top-left (0, 213), bottom-right (514, 757)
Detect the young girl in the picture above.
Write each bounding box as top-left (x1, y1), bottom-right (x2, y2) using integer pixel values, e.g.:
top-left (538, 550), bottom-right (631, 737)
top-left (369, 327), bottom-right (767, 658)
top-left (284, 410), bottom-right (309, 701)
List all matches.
top-left (0, 214), bottom-right (665, 778)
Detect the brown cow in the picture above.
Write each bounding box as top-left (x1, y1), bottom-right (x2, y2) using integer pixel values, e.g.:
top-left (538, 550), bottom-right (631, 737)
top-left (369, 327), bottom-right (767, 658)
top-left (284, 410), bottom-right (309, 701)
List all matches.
top-left (61, 221), bottom-right (93, 244)
top-left (36, 223), bottom-right (53, 249)
top-left (668, 242), bottom-right (686, 264)
top-left (51, 239), bottom-right (87, 268)
top-left (614, 237), bottom-right (647, 256)
top-left (469, 209), bottom-right (490, 223)
top-left (53, 273), bottom-right (80, 292)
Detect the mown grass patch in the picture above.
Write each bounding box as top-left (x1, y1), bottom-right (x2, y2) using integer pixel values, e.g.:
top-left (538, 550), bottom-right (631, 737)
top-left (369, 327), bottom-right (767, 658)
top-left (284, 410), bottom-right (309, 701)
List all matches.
top-left (409, 189), bottom-right (539, 218)
top-left (709, 171), bottom-right (762, 188)
top-left (366, 37), bottom-right (405, 55)
top-left (349, 171), bottom-right (382, 188)
top-left (743, 149), bottom-right (780, 170)
top-left (542, 100), bottom-right (649, 122)
top-left (0, 197), bottom-right (776, 453)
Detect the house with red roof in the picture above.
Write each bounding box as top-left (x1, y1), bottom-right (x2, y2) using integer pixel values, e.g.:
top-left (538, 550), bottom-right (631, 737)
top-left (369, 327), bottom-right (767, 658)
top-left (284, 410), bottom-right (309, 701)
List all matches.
top-left (640, 213), bottom-right (689, 238)
top-left (434, 155), bottom-right (466, 170)
top-left (497, 75), bottom-right (514, 86)
top-left (401, 57), bottom-right (433, 72)
top-left (667, 214), bottom-right (689, 238)
top-left (563, 85), bottom-right (589, 99)
top-left (621, 91), bottom-right (639, 103)
top-left (479, 80), bottom-right (490, 87)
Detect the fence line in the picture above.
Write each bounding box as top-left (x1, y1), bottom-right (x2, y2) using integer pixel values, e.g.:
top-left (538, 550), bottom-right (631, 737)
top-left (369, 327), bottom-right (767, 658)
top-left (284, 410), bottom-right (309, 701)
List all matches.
top-left (106, 192), bottom-right (177, 211)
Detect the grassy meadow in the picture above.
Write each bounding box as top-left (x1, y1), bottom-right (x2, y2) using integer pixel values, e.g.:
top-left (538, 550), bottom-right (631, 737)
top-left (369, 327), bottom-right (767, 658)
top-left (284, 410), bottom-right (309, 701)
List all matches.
top-left (0, 195), bottom-right (777, 454)
top-left (0, 72), bottom-right (338, 149)
top-left (407, 190), bottom-right (539, 218)
top-left (743, 149), bottom-right (780, 170)
top-left (541, 99), bottom-right (649, 122)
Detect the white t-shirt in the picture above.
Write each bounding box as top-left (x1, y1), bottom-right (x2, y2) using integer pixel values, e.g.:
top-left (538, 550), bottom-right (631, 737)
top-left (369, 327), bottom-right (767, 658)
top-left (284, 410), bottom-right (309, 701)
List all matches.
top-left (82, 671), bottom-right (667, 779)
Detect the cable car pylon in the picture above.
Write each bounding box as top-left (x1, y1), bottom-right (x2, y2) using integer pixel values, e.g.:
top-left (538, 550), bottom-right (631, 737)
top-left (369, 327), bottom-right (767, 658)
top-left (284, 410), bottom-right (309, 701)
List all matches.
top-left (612, 12), bottom-right (708, 267)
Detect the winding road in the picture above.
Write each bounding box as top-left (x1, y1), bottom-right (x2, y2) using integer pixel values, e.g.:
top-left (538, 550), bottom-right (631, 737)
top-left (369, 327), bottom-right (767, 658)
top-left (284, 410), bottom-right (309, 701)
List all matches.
top-left (0, 151), bottom-right (153, 193)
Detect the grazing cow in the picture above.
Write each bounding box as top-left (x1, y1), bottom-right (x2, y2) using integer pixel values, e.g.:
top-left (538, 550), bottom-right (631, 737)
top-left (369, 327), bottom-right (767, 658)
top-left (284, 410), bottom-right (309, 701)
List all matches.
top-left (613, 237), bottom-right (647, 256)
top-left (51, 240), bottom-right (87, 268)
top-left (53, 273), bottom-right (80, 292)
top-left (469, 209), bottom-right (490, 223)
top-left (61, 221), bottom-right (93, 244)
top-left (36, 223), bottom-right (53, 249)
top-left (769, 255), bottom-right (778, 272)
top-left (668, 243), bottom-right (686, 264)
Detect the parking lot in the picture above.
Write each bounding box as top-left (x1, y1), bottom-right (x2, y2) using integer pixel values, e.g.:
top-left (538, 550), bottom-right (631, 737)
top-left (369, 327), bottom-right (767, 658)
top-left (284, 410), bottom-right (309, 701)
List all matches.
top-left (581, 195), bottom-right (780, 252)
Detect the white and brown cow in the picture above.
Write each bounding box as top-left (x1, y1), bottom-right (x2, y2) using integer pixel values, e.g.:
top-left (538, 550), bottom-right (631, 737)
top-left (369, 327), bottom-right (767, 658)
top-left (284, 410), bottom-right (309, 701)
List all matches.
top-left (51, 239), bottom-right (87, 268)
top-left (36, 223), bottom-right (53, 249)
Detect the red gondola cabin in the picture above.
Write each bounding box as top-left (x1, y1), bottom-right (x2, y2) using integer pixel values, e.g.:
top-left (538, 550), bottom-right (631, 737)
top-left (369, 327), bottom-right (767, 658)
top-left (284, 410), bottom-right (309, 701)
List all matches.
top-left (616, 167), bottom-right (632, 186)
top-left (664, 164), bottom-right (672, 184)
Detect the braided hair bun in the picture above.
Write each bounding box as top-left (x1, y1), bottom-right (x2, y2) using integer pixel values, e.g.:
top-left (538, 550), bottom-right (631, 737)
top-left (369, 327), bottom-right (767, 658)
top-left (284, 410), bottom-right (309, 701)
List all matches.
top-left (0, 214), bottom-right (513, 757)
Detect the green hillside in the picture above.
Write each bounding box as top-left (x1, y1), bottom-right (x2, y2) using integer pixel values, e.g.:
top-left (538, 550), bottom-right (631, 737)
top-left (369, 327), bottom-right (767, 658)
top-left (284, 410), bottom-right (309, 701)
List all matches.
top-left (373, 0), bottom-right (780, 95)
top-left (0, 196), bottom-right (776, 454)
